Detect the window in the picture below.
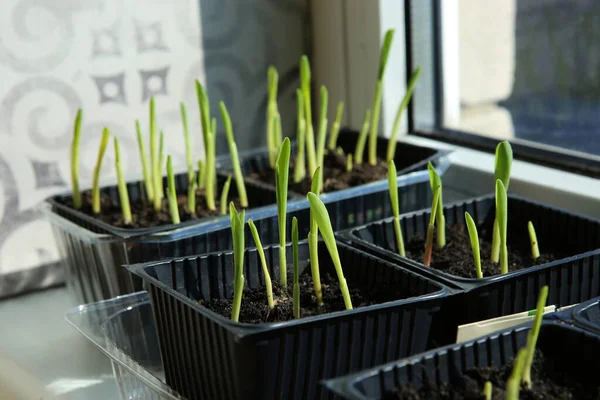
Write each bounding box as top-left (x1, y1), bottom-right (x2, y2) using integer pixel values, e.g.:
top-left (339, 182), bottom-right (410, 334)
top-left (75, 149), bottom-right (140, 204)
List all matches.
top-left (407, 0), bottom-right (600, 177)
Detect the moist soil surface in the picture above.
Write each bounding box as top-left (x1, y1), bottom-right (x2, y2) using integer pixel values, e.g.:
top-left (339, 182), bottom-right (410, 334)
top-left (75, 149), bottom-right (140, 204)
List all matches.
top-left (248, 151), bottom-right (389, 195)
top-left (404, 223), bottom-right (561, 278)
top-left (60, 189), bottom-right (244, 229)
top-left (387, 350), bottom-right (600, 399)
top-left (199, 267), bottom-right (406, 324)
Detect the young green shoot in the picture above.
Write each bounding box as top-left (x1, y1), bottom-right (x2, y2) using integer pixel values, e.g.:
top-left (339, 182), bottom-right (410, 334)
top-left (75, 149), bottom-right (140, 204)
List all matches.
top-left (491, 141), bottom-right (513, 263)
top-left (293, 89), bottom-right (306, 183)
top-left (292, 216), bottom-right (300, 319)
top-left (267, 66), bottom-right (279, 168)
top-left (71, 109), bottom-right (83, 209)
top-left (248, 219), bottom-right (274, 310)
top-left (230, 202), bottom-right (245, 322)
top-left (388, 161), bottom-right (405, 257)
top-left (219, 175), bottom-right (232, 215)
top-left (483, 381), bottom-right (492, 400)
top-left (496, 179), bottom-right (508, 274)
top-left (136, 119), bottom-right (154, 201)
top-left (336, 146), bottom-right (344, 155)
top-left (220, 101), bottom-right (248, 208)
top-left (316, 85), bottom-right (328, 170)
top-left (276, 138), bottom-right (291, 287)
top-left (522, 285), bottom-right (549, 388)
top-left (309, 167), bottom-right (323, 306)
top-left (428, 162), bottom-right (446, 248)
top-left (158, 131), bottom-right (165, 192)
top-left (386, 67), bottom-right (422, 162)
top-left (197, 159), bottom-right (205, 189)
top-left (114, 137), bottom-right (132, 224)
top-left (150, 97), bottom-right (162, 212)
top-left (180, 102), bottom-right (194, 181)
top-left (274, 112), bottom-right (283, 158)
top-left (327, 101), bottom-right (345, 150)
top-left (92, 128), bottom-right (110, 214)
top-left (465, 212), bottom-right (482, 278)
top-left (166, 156), bottom-right (180, 225)
top-left (423, 186), bottom-right (441, 267)
top-left (300, 55), bottom-right (317, 176)
top-left (528, 221), bottom-right (540, 260)
top-left (354, 109), bottom-right (372, 164)
top-left (505, 348), bottom-right (528, 400)
top-left (346, 154), bottom-right (353, 172)
top-left (187, 172), bottom-right (197, 216)
top-left (195, 81), bottom-right (216, 211)
top-left (307, 192), bottom-right (352, 309)
top-left (368, 29), bottom-right (395, 166)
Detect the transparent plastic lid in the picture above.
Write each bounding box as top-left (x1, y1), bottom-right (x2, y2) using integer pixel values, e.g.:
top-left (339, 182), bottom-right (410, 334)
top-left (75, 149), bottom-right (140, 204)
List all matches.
top-left (65, 292), bottom-right (184, 399)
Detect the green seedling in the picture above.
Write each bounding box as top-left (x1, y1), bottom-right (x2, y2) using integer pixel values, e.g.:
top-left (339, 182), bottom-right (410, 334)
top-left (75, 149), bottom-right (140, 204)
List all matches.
top-left (386, 67), bottom-right (422, 162)
top-left (273, 112), bottom-right (283, 161)
top-left (307, 192), bottom-right (352, 309)
top-left (150, 97), bottom-right (162, 212)
top-left (300, 55), bottom-right (317, 176)
top-left (92, 128), bottom-right (110, 214)
top-left (496, 179), bottom-right (508, 274)
top-left (195, 80), bottom-right (216, 211)
top-left (219, 175), bottom-right (232, 215)
top-left (220, 101), bottom-right (248, 208)
top-left (388, 161), bottom-right (405, 257)
top-left (293, 89), bottom-right (306, 183)
top-left (230, 202), bottom-right (245, 322)
top-left (71, 109), bottom-right (83, 209)
top-left (423, 186), bottom-right (441, 267)
top-left (346, 154), bottom-right (353, 172)
top-left (327, 101), bottom-right (345, 150)
top-left (197, 160), bottom-right (205, 189)
top-left (166, 156), bottom-right (180, 224)
top-left (180, 102), bottom-right (194, 181)
top-left (158, 131), bottom-right (165, 192)
top-left (187, 172), bottom-right (197, 216)
top-left (276, 138), bottom-right (291, 287)
top-left (522, 285), bottom-right (548, 388)
top-left (483, 381), bottom-right (492, 400)
top-left (308, 167), bottom-right (323, 306)
top-left (266, 66), bottom-right (279, 168)
top-left (248, 219), bottom-right (274, 310)
top-left (368, 29), bottom-right (395, 166)
top-left (354, 109), bottom-right (372, 164)
top-left (491, 141), bottom-right (513, 263)
top-left (292, 216), bottom-right (300, 319)
top-left (528, 221), bottom-right (540, 260)
top-left (465, 212), bottom-right (482, 278)
top-left (505, 348), bottom-right (528, 400)
top-left (428, 162), bottom-right (445, 248)
top-left (114, 137), bottom-right (132, 224)
top-left (316, 85), bottom-right (328, 171)
top-left (136, 119), bottom-right (154, 201)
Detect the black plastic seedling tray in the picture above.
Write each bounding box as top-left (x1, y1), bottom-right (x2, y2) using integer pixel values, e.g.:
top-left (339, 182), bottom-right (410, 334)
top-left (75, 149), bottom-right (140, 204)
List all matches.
top-left (340, 193), bottom-right (600, 346)
top-left (128, 240), bottom-right (449, 400)
top-left (221, 128), bottom-right (450, 197)
top-left (323, 321), bottom-right (600, 399)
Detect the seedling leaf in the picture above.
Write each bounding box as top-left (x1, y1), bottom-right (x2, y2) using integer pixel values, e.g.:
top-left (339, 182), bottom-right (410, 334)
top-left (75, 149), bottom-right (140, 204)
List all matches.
top-left (309, 166), bottom-right (323, 306)
top-left (528, 221), bottom-right (540, 260)
top-left (316, 85), bottom-right (328, 170)
top-left (423, 185), bottom-right (440, 266)
top-left (354, 108), bottom-right (371, 164)
top-left (220, 101), bottom-right (248, 207)
top-left (230, 202), bottom-right (245, 322)
top-left (248, 219), bottom-right (274, 310)
top-left (136, 119), bottom-right (154, 201)
top-left (180, 102), bottom-right (194, 181)
top-left (276, 138), bottom-right (291, 287)
top-left (496, 179), bottom-right (508, 274)
top-left (293, 89), bottom-right (306, 183)
top-left (114, 137), bottom-right (132, 224)
top-left (328, 101), bottom-right (345, 150)
top-left (219, 175), bottom-right (232, 215)
top-left (71, 109), bottom-right (83, 209)
top-left (465, 212), bottom-right (482, 278)
top-left (428, 162), bottom-right (446, 248)
top-left (166, 156), bottom-right (180, 224)
top-left (300, 55), bottom-right (317, 175)
top-left (292, 217), bottom-right (300, 319)
top-left (92, 127), bottom-right (110, 214)
top-left (388, 161), bottom-right (405, 256)
top-left (522, 285), bottom-right (548, 388)
top-left (492, 141), bottom-right (513, 262)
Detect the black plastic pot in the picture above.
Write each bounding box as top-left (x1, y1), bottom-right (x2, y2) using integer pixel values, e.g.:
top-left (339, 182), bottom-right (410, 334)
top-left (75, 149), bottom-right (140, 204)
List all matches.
top-left (127, 240), bottom-right (449, 400)
top-left (552, 296), bottom-right (600, 336)
top-left (221, 128), bottom-right (450, 197)
top-left (340, 193), bottom-right (600, 346)
top-left (323, 321), bottom-right (600, 399)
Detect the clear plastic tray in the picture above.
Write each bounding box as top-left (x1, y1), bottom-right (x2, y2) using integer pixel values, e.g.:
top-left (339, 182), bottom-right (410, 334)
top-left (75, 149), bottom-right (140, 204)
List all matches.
top-left (65, 292), bottom-right (184, 400)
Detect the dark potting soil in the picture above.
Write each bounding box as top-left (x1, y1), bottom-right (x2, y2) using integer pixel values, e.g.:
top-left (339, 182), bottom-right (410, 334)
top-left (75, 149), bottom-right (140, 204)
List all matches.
top-left (387, 350), bottom-right (600, 399)
top-left (405, 223), bottom-right (562, 278)
top-left (200, 265), bottom-right (405, 324)
top-left (59, 189), bottom-right (244, 229)
top-left (247, 151), bottom-right (388, 195)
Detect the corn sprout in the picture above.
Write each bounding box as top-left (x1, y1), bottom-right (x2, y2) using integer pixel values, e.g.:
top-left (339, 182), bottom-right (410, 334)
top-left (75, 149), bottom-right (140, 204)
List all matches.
top-left (522, 285), bottom-right (548, 388)
top-left (114, 137), bottom-right (132, 224)
top-left (528, 221), bottom-right (540, 260)
top-left (166, 156), bottom-right (180, 224)
top-left (230, 202), bottom-right (245, 322)
top-left (309, 167), bottom-right (323, 306)
top-left (71, 109), bottom-right (83, 209)
top-left (388, 161), bottom-right (405, 256)
top-left (150, 97), bottom-right (162, 212)
top-left (316, 85), bottom-right (328, 171)
top-left (92, 128), bottom-right (110, 214)
top-left (354, 109), bottom-right (372, 164)
top-left (465, 212), bottom-right (482, 278)
top-left (300, 55), bottom-right (317, 176)
top-left (346, 154), bottom-right (353, 172)
top-left (220, 175), bottom-right (232, 215)
top-left (293, 89), bottom-right (306, 183)
top-left (307, 192), bottom-right (352, 309)
top-left (327, 101), bottom-right (345, 150)
top-left (220, 101), bottom-right (248, 208)
top-left (423, 186), bottom-right (440, 267)
top-left (267, 66), bottom-right (279, 168)
top-left (187, 173), bottom-right (197, 216)
top-left (196, 80), bottom-right (216, 210)
top-left (180, 102), bottom-right (194, 181)
top-left (483, 381), bottom-right (492, 400)
top-left (276, 138), bottom-right (291, 287)
top-left (292, 216), bottom-right (300, 319)
top-left (491, 141), bottom-right (513, 262)
top-left (136, 119), bottom-right (154, 201)
top-left (505, 348), bottom-right (528, 400)
top-left (248, 219), bottom-right (274, 310)
top-left (496, 179), bottom-right (508, 274)
top-left (428, 162), bottom-right (445, 248)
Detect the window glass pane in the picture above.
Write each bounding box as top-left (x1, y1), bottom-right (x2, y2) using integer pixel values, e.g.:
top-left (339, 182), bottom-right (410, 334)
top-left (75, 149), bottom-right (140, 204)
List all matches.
top-left (446, 1), bottom-right (600, 157)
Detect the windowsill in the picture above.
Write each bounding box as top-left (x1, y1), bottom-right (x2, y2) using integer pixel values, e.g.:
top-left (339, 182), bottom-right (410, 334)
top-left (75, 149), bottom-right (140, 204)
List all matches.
top-left (400, 133), bottom-right (600, 219)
